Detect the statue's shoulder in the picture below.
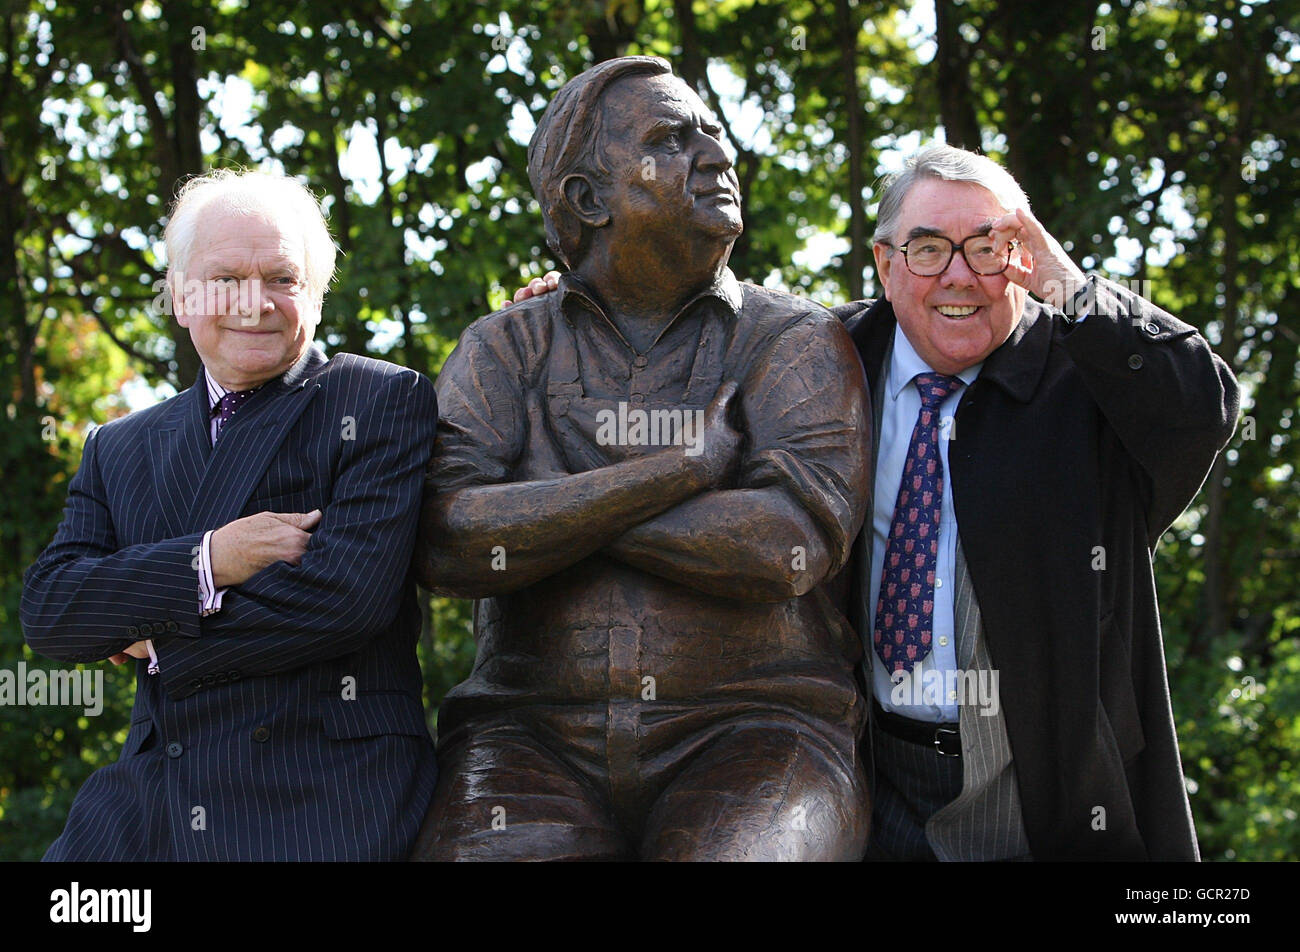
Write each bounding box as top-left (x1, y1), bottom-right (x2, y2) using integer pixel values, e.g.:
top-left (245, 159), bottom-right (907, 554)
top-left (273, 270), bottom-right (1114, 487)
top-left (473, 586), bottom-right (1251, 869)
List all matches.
top-left (451, 295), bottom-right (558, 369)
top-left (736, 282), bottom-right (841, 336)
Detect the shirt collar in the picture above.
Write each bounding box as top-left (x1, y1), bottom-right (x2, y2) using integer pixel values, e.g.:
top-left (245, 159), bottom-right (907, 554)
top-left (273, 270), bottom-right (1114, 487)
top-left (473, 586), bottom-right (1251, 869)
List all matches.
top-left (886, 324), bottom-right (983, 401)
top-left (201, 345), bottom-right (327, 412)
top-left (204, 368), bottom-right (229, 411)
top-left (203, 367), bottom-right (267, 412)
top-left (559, 267), bottom-right (743, 349)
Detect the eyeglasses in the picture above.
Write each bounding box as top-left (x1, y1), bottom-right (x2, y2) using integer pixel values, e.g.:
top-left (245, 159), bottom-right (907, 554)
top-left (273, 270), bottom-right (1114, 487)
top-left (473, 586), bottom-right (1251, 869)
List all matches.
top-left (893, 233), bottom-right (1018, 277)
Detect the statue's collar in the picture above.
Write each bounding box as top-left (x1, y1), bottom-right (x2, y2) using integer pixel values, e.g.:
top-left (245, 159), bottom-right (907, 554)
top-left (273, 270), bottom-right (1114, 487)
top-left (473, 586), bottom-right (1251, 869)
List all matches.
top-left (559, 267), bottom-right (743, 325)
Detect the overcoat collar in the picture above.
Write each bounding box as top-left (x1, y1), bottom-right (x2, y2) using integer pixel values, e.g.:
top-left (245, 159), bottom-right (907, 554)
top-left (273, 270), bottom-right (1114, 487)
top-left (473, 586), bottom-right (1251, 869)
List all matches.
top-left (850, 296), bottom-right (1054, 404)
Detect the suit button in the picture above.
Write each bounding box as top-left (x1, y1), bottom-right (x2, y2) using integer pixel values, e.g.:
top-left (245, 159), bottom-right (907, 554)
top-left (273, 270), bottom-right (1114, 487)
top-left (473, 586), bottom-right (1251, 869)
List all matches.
top-left (229, 671), bottom-right (242, 681)
top-left (215, 672), bottom-right (228, 684)
top-left (166, 741), bottom-right (184, 758)
top-left (165, 620), bottom-right (180, 633)
top-left (1144, 321), bottom-right (1160, 336)
top-left (127, 626), bottom-right (140, 638)
top-left (189, 679), bottom-right (203, 690)
top-left (202, 674), bottom-right (216, 685)
top-left (139, 623), bottom-right (154, 636)
top-left (252, 727), bottom-right (271, 743)
top-left (1127, 354), bottom-right (1144, 370)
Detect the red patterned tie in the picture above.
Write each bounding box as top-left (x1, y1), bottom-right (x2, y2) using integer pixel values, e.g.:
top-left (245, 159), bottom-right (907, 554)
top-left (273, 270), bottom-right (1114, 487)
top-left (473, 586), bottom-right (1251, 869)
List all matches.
top-left (873, 372), bottom-right (964, 675)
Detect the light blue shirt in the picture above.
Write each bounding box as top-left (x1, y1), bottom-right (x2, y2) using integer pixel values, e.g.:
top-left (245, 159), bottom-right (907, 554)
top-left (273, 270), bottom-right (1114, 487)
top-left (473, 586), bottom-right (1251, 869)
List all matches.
top-left (869, 326), bottom-right (981, 722)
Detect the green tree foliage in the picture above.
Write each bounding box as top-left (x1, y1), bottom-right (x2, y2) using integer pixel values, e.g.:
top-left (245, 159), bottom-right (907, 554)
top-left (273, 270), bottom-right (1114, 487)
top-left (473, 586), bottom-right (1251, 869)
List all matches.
top-left (1, 0), bottom-right (1295, 860)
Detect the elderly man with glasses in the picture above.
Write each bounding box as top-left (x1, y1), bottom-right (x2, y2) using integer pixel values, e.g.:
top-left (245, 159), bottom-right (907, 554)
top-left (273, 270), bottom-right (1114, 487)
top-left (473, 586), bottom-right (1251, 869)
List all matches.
top-left (831, 145), bottom-right (1238, 861)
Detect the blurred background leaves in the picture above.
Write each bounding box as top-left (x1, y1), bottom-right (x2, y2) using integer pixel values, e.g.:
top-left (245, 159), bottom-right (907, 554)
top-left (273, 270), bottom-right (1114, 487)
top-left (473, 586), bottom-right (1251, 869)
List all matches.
top-left (1, 0), bottom-right (1296, 860)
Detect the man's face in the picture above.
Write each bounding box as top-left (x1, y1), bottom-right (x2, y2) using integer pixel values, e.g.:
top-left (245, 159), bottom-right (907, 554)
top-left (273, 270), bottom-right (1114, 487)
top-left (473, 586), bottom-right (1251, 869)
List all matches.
top-left (174, 210), bottom-right (319, 390)
top-left (873, 179), bottom-right (1028, 375)
top-left (595, 74), bottom-right (742, 249)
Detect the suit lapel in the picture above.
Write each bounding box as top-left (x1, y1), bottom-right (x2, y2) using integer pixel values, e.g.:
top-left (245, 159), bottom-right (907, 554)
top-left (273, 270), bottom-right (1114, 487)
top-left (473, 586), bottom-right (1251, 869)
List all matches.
top-left (184, 347), bottom-right (327, 534)
top-left (150, 378), bottom-right (213, 538)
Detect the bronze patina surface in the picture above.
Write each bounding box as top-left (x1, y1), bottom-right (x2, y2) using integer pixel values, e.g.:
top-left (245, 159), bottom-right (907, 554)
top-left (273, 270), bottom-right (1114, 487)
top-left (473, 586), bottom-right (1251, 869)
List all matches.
top-left (412, 56), bottom-right (872, 861)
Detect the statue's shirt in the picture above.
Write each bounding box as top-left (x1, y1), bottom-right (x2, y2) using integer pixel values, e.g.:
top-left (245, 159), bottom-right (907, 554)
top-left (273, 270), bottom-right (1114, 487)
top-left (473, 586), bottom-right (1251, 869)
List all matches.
top-left (429, 270), bottom-right (870, 729)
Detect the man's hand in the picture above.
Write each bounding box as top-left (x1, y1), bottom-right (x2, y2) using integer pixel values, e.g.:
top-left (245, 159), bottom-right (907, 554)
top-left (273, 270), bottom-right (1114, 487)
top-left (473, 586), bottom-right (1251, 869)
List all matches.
top-left (512, 270), bottom-right (561, 304)
top-left (209, 510), bottom-right (323, 588)
top-left (108, 641), bottom-right (151, 665)
top-left (989, 207), bottom-right (1087, 309)
top-left (692, 381), bottom-right (744, 488)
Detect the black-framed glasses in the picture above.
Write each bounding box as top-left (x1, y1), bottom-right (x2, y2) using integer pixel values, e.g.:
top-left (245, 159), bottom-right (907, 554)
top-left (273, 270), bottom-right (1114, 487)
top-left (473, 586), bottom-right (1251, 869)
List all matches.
top-left (894, 233), bottom-right (1018, 277)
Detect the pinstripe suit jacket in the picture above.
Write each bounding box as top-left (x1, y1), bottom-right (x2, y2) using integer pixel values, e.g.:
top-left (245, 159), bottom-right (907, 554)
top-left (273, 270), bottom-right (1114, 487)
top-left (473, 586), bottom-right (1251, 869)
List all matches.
top-left (22, 346), bottom-right (439, 861)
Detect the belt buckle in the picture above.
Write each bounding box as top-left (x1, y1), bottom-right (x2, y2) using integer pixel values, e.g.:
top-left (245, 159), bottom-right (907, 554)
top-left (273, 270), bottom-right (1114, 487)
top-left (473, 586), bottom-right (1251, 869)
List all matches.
top-left (933, 726), bottom-right (961, 758)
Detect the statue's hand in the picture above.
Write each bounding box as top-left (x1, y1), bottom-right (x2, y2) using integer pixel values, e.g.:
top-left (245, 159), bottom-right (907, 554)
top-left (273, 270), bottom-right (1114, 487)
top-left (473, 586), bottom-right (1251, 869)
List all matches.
top-left (512, 270), bottom-right (561, 304)
top-left (693, 381), bottom-right (743, 488)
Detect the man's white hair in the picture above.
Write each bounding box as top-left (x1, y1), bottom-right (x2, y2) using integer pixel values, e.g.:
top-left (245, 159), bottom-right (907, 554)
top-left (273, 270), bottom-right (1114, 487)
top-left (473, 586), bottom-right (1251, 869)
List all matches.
top-left (164, 168), bottom-right (337, 305)
top-left (872, 145), bottom-right (1030, 246)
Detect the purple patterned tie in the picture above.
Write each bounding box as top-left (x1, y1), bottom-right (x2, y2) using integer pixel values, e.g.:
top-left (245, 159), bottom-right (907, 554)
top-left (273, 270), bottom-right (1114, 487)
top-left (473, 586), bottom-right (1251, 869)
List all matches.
top-left (212, 388), bottom-right (258, 440)
top-left (873, 372), bottom-right (964, 675)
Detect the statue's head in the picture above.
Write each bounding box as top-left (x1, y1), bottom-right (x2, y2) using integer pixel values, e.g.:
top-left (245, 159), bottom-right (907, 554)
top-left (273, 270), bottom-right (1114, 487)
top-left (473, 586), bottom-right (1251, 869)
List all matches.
top-left (527, 56), bottom-right (742, 270)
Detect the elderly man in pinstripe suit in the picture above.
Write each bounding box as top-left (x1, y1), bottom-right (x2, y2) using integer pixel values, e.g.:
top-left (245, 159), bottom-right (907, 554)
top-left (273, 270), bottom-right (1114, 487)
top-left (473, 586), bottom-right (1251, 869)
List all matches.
top-left (22, 169), bottom-right (439, 861)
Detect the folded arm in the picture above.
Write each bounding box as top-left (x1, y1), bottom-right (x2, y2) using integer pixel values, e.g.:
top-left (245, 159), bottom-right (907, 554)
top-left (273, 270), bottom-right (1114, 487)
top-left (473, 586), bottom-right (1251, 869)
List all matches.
top-left (418, 443), bottom-right (725, 598)
top-left (21, 426), bottom-right (205, 664)
top-left (154, 369), bottom-right (438, 698)
top-left (608, 487), bottom-right (834, 602)
top-left (414, 326), bottom-right (740, 596)
top-left (607, 314), bottom-right (872, 601)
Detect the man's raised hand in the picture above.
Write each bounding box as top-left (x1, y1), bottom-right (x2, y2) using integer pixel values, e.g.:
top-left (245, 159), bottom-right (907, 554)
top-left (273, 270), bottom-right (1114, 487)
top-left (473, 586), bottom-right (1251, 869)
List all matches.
top-left (989, 207), bottom-right (1087, 309)
top-left (209, 509), bottom-right (323, 588)
top-left (512, 270), bottom-right (561, 304)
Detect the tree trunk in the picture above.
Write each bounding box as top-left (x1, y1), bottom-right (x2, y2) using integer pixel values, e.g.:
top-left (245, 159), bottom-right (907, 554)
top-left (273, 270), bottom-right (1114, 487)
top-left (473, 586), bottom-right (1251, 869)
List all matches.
top-left (934, 0), bottom-right (981, 150)
top-left (1201, 32), bottom-right (1258, 649)
top-left (835, 0), bottom-right (865, 301)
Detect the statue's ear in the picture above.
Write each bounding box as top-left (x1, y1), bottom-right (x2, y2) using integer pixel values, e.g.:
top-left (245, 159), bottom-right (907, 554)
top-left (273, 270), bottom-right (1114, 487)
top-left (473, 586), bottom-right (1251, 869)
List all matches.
top-left (560, 174), bottom-right (610, 229)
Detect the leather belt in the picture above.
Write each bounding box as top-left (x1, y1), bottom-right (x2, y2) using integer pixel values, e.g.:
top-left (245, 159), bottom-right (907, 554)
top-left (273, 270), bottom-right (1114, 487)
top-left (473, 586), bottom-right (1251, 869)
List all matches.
top-left (872, 699), bottom-right (961, 757)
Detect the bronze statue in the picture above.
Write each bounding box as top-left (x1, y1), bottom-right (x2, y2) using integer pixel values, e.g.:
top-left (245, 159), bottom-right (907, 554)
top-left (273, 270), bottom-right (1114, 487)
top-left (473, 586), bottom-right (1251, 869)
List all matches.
top-left (411, 56), bottom-right (872, 861)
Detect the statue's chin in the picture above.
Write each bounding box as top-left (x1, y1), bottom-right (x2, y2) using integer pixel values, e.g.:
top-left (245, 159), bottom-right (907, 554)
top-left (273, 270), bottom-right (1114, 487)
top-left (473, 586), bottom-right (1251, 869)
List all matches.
top-left (695, 212), bottom-right (744, 241)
